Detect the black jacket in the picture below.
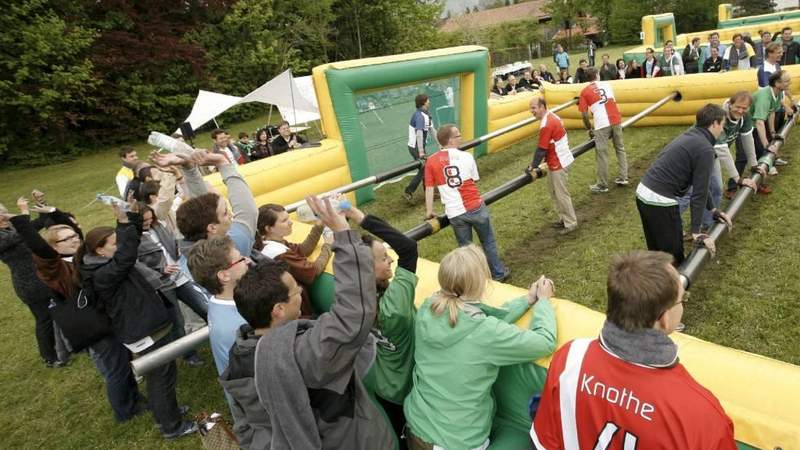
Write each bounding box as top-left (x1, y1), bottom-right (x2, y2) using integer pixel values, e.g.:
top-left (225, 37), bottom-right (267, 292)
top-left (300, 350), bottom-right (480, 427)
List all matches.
top-left (780, 39), bottom-right (800, 65)
top-left (80, 215), bottom-right (171, 345)
top-left (641, 127), bottom-right (716, 233)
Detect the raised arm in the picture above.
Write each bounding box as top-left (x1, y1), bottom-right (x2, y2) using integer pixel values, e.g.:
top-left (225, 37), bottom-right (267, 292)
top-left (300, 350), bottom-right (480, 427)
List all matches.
top-left (348, 207), bottom-right (418, 273)
top-left (91, 209), bottom-right (143, 292)
top-left (295, 197), bottom-right (377, 387)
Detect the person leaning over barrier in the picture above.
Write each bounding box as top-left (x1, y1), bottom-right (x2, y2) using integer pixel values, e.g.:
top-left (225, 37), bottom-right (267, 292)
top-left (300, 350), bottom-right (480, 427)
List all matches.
top-left (636, 104), bottom-right (733, 266)
top-left (343, 204), bottom-right (419, 448)
top-left (750, 70), bottom-right (791, 184)
top-left (527, 97), bottom-right (578, 235)
top-left (222, 196), bottom-right (396, 450)
top-left (403, 245), bottom-right (556, 450)
top-left (579, 67), bottom-right (629, 193)
top-left (424, 124), bottom-right (510, 281)
top-left (531, 250), bottom-right (737, 450)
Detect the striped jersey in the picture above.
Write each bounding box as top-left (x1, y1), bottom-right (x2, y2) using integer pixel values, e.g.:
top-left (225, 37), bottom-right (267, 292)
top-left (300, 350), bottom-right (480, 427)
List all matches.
top-left (531, 338), bottom-right (737, 450)
top-left (538, 111), bottom-right (574, 171)
top-left (578, 81), bottom-right (622, 129)
top-left (424, 148), bottom-right (482, 219)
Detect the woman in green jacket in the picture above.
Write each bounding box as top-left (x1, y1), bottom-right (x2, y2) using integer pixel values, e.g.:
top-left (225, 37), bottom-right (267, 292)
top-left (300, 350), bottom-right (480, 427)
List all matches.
top-left (404, 245), bottom-right (557, 450)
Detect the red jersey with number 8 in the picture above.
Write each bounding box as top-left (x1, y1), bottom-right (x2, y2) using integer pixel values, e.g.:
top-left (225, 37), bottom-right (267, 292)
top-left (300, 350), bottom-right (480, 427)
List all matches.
top-left (531, 339), bottom-right (737, 450)
top-left (578, 81), bottom-right (622, 130)
top-left (425, 148), bottom-right (483, 219)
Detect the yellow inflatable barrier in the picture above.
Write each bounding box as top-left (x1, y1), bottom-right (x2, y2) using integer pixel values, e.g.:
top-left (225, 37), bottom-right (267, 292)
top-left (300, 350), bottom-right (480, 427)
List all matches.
top-left (287, 221), bottom-right (799, 450)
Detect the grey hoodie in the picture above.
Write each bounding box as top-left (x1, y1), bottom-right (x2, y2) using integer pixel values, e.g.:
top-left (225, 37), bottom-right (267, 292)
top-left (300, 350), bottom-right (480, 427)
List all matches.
top-left (252, 230), bottom-right (395, 450)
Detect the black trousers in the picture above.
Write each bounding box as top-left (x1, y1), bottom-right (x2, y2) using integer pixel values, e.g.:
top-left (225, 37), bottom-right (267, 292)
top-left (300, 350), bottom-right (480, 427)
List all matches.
top-left (22, 295), bottom-right (58, 362)
top-left (404, 146), bottom-right (425, 195)
top-left (137, 333), bottom-right (182, 434)
top-left (636, 198), bottom-right (685, 266)
top-left (377, 395), bottom-right (408, 450)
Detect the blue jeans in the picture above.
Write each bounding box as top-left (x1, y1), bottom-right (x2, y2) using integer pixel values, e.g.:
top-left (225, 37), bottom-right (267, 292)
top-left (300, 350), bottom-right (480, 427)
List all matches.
top-left (449, 204), bottom-right (508, 279)
top-left (677, 161), bottom-right (722, 230)
top-left (175, 281), bottom-right (209, 322)
top-left (89, 335), bottom-right (142, 422)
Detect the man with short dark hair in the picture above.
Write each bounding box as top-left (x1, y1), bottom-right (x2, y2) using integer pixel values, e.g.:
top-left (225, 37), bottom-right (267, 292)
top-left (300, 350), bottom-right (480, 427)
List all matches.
top-left (643, 48), bottom-right (661, 77)
top-left (574, 59), bottom-right (590, 83)
top-left (779, 27), bottom-right (799, 65)
top-left (724, 33), bottom-right (756, 71)
top-left (754, 30), bottom-right (773, 67)
top-left (528, 97), bottom-right (578, 234)
top-left (531, 250), bottom-right (738, 449)
top-left (211, 128), bottom-right (244, 165)
top-left (221, 197), bottom-right (395, 449)
top-left (635, 104), bottom-right (733, 265)
top-left (579, 68), bottom-right (629, 193)
top-left (587, 39), bottom-right (596, 66)
top-left (701, 32), bottom-right (727, 67)
top-left (659, 45), bottom-right (684, 76)
top-left (403, 94), bottom-right (434, 202)
top-left (682, 37), bottom-right (702, 73)
top-left (598, 54), bottom-right (617, 80)
top-left (116, 147), bottom-right (138, 196)
top-left (703, 46), bottom-right (723, 72)
top-left (425, 125), bottom-right (510, 281)
top-left (750, 70), bottom-right (791, 183)
top-left (517, 69), bottom-right (539, 90)
top-left (271, 120), bottom-right (307, 155)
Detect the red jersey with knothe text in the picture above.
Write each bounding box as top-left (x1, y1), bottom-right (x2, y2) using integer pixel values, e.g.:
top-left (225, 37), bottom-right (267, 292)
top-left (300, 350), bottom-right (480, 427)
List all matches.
top-left (531, 338), bottom-right (737, 450)
top-left (424, 148), bottom-right (483, 219)
top-left (578, 81), bottom-right (622, 130)
top-left (538, 111), bottom-right (574, 171)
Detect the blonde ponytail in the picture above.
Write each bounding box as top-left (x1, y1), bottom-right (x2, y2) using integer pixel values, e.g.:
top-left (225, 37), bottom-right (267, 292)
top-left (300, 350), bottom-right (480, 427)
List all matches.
top-left (431, 244), bottom-right (490, 328)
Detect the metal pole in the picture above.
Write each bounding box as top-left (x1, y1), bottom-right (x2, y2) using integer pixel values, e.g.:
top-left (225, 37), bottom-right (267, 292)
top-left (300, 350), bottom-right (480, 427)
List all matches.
top-left (459, 98), bottom-right (578, 151)
top-left (678, 114), bottom-right (796, 289)
top-left (286, 98), bottom-right (580, 212)
top-left (405, 92), bottom-right (681, 241)
top-left (131, 326), bottom-right (209, 377)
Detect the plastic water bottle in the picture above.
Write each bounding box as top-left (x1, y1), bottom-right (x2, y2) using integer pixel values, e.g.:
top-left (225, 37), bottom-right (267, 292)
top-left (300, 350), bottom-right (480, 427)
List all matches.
top-left (147, 131), bottom-right (194, 155)
top-left (96, 194), bottom-right (130, 211)
top-left (295, 198), bottom-right (351, 223)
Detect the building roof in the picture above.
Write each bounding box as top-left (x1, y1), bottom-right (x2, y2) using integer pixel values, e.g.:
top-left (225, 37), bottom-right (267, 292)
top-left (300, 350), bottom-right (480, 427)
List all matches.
top-left (440, 1), bottom-right (550, 33)
top-left (553, 21), bottom-right (601, 39)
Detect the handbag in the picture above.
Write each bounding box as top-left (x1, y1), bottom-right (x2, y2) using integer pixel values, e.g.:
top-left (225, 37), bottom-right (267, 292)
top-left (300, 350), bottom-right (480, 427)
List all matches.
top-left (196, 412), bottom-right (240, 450)
top-left (48, 285), bottom-right (112, 352)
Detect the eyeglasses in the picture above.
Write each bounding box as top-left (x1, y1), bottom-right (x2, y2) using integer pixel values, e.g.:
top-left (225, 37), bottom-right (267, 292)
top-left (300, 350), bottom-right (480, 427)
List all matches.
top-left (56, 233), bottom-right (80, 243)
top-left (226, 256), bottom-right (248, 269)
top-left (675, 291), bottom-right (690, 307)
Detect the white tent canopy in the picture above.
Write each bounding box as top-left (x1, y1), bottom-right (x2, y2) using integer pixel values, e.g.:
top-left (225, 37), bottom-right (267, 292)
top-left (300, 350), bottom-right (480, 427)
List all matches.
top-left (178, 69), bottom-right (321, 133)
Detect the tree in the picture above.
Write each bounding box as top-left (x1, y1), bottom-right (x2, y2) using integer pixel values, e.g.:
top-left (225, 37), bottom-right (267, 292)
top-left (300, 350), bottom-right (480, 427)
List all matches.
top-left (0, 0), bottom-right (97, 165)
top-left (544, 0), bottom-right (591, 47)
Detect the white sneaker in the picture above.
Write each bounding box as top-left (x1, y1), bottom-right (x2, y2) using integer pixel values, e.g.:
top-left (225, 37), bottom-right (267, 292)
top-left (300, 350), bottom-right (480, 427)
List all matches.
top-left (769, 166), bottom-right (779, 176)
top-left (774, 158), bottom-right (788, 166)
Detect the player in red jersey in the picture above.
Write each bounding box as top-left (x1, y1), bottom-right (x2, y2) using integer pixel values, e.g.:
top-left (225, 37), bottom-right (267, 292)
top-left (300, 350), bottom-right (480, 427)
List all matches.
top-left (424, 125), bottom-right (510, 281)
top-left (527, 97), bottom-right (578, 235)
top-left (531, 250), bottom-right (737, 450)
top-left (579, 68), bottom-right (629, 194)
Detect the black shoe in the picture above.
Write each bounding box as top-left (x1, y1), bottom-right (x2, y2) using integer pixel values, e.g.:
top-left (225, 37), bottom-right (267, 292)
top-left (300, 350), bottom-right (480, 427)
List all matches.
top-left (183, 354), bottom-right (205, 368)
top-left (551, 220), bottom-right (565, 229)
top-left (45, 359), bottom-right (70, 368)
top-left (163, 421), bottom-right (198, 440)
top-left (493, 269), bottom-right (511, 282)
top-left (559, 226), bottom-right (578, 235)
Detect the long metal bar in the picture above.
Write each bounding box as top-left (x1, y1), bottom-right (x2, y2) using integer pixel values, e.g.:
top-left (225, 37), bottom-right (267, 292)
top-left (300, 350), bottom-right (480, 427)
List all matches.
top-left (132, 97), bottom-right (582, 375)
top-left (285, 98), bottom-right (580, 212)
top-left (132, 326), bottom-right (209, 377)
top-left (405, 92), bottom-right (681, 241)
top-left (679, 114), bottom-right (796, 289)
top-left (459, 98), bottom-right (578, 150)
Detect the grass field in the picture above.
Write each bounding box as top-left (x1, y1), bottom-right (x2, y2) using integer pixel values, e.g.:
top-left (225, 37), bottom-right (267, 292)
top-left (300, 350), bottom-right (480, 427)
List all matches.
top-left (1, 109), bottom-right (798, 447)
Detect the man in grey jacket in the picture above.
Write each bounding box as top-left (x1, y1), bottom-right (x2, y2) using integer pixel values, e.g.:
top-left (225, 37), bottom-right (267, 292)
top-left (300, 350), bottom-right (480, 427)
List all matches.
top-left (222, 196), bottom-right (395, 450)
top-left (635, 104), bottom-right (733, 266)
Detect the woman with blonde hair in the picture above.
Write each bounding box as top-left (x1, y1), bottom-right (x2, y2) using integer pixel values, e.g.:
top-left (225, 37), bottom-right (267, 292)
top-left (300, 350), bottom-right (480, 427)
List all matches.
top-left (404, 245), bottom-right (557, 450)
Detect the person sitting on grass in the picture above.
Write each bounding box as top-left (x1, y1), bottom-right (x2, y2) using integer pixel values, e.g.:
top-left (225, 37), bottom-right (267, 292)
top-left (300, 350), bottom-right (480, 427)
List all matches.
top-left (403, 245), bottom-right (556, 450)
top-left (221, 196), bottom-right (396, 449)
top-left (255, 203), bottom-right (333, 317)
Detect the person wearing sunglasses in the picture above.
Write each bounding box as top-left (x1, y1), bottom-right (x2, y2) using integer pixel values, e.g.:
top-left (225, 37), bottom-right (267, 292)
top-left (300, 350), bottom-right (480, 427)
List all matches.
top-left (531, 250), bottom-right (736, 450)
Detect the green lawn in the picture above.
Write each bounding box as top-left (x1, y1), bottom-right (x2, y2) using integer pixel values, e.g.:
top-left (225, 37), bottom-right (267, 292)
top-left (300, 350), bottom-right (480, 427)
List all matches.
top-left (1, 113), bottom-right (798, 448)
top-left (525, 44), bottom-right (633, 75)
